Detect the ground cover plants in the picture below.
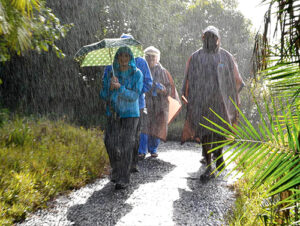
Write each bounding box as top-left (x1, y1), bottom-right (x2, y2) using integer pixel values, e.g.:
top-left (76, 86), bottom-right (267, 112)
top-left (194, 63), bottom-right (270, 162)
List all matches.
top-left (0, 117), bottom-right (108, 225)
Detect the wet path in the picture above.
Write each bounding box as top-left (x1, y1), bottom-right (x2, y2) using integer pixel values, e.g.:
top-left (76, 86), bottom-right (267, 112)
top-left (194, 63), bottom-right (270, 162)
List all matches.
top-left (19, 142), bottom-right (238, 226)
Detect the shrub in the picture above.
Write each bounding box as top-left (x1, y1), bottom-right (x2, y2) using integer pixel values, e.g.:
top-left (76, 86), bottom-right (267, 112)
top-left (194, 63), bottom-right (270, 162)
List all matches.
top-left (0, 118), bottom-right (108, 225)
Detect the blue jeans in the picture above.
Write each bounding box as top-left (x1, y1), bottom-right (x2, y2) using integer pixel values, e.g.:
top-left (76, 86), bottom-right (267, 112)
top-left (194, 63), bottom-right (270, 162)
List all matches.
top-left (138, 133), bottom-right (160, 154)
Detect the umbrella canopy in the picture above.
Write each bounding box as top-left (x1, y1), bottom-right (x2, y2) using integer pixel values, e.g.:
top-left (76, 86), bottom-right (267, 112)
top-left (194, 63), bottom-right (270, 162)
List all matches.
top-left (74, 38), bottom-right (144, 67)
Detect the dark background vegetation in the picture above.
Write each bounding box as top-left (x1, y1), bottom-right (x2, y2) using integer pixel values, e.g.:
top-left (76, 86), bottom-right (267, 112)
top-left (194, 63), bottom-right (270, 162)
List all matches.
top-left (0, 0), bottom-right (255, 138)
top-left (1, 1), bottom-right (299, 225)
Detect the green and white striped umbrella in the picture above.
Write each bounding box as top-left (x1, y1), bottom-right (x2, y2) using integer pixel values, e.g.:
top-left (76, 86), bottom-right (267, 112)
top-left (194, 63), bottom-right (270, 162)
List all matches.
top-left (74, 38), bottom-right (144, 67)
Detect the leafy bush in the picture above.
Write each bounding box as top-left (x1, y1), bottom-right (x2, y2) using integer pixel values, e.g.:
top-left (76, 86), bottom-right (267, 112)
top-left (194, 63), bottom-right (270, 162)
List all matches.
top-left (0, 107), bottom-right (8, 127)
top-left (0, 118), bottom-right (108, 225)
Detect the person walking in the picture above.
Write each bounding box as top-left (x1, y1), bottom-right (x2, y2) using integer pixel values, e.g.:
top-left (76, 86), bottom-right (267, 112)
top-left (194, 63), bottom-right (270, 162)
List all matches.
top-left (100, 46), bottom-right (143, 189)
top-left (103, 34), bottom-right (153, 173)
top-left (181, 26), bottom-right (245, 180)
top-left (139, 46), bottom-right (180, 158)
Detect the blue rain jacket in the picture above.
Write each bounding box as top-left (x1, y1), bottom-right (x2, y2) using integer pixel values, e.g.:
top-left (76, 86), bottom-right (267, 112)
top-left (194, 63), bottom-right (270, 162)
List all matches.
top-left (103, 57), bottom-right (152, 109)
top-left (100, 46), bottom-right (143, 118)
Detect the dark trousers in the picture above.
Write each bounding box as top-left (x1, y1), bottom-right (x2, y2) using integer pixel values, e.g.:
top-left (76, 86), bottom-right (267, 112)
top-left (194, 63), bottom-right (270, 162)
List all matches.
top-left (131, 109), bottom-right (145, 169)
top-left (105, 116), bottom-right (139, 184)
top-left (202, 134), bottom-right (224, 168)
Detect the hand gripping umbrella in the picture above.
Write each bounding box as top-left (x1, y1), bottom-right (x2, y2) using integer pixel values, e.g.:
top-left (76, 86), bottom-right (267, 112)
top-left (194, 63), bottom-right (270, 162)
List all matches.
top-left (74, 37), bottom-right (144, 76)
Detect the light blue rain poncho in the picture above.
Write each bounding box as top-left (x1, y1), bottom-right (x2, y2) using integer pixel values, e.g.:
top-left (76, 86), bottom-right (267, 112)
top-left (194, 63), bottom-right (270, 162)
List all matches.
top-left (103, 34), bottom-right (153, 110)
top-left (100, 46), bottom-right (143, 118)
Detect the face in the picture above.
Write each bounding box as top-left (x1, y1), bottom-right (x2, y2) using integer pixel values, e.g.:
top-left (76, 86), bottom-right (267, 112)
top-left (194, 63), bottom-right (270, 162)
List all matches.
top-left (202, 32), bottom-right (220, 53)
top-left (145, 54), bottom-right (158, 68)
top-left (202, 32), bottom-right (220, 47)
top-left (117, 52), bottom-right (130, 70)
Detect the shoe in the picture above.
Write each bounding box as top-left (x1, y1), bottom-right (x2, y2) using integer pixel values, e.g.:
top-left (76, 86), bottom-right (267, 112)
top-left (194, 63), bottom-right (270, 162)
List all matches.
top-left (151, 153), bottom-right (158, 158)
top-left (130, 167), bottom-right (139, 173)
top-left (200, 167), bottom-right (215, 182)
top-left (200, 157), bottom-right (207, 164)
top-left (138, 153), bottom-right (145, 160)
top-left (115, 183), bottom-right (127, 190)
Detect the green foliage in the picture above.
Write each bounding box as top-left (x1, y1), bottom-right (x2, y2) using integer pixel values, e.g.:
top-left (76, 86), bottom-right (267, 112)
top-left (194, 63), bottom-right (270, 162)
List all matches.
top-left (0, 0), bottom-right (72, 61)
top-left (0, 107), bottom-right (8, 127)
top-left (0, 0), bottom-right (254, 128)
top-left (213, 1), bottom-right (300, 224)
top-left (227, 169), bottom-right (269, 225)
top-left (253, 1), bottom-right (300, 101)
top-left (0, 118), bottom-right (108, 225)
top-left (202, 96), bottom-right (300, 225)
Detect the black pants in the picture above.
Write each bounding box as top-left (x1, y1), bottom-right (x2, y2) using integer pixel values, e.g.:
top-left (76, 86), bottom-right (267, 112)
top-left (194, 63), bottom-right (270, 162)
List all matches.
top-left (105, 116), bottom-right (139, 184)
top-left (131, 109), bottom-right (146, 168)
top-left (202, 134), bottom-right (223, 167)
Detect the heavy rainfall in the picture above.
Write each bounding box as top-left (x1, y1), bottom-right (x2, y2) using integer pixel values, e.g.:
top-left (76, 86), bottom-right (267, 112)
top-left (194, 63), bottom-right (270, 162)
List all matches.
top-left (1, 0), bottom-right (299, 226)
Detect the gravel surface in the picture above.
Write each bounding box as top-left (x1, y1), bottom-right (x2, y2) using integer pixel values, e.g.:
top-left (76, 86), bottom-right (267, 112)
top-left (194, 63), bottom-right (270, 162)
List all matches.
top-left (19, 141), bottom-right (238, 226)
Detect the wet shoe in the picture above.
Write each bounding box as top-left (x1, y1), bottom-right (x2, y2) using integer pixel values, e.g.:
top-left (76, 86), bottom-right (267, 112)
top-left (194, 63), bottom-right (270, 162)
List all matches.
top-left (200, 157), bottom-right (207, 164)
top-left (138, 153), bottom-right (145, 160)
top-left (115, 183), bottom-right (127, 190)
top-left (200, 167), bottom-right (215, 182)
top-left (151, 153), bottom-right (158, 158)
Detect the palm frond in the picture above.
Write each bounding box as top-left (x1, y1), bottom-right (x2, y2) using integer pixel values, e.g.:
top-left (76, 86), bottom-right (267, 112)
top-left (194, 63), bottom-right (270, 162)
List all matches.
top-left (262, 62), bottom-right (300, 100)
top-left (201, 94), bottom-right (299, 224)
top-left (11, 0), bottom-right (41, 16)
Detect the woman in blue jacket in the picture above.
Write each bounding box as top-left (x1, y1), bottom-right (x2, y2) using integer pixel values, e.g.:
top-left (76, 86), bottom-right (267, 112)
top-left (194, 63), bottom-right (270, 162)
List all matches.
top-left (100, 46), bottom-right (143, 189)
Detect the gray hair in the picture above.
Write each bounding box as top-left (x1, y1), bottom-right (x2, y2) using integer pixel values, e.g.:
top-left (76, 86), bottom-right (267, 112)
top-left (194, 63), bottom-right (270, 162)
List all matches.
top-left (144, 46), bottom-right (160, 62)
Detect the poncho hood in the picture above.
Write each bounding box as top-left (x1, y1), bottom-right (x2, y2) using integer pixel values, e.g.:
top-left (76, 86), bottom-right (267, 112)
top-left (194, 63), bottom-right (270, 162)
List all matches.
top-left (113, 46), bottom-right (137, 72)
top-left (202, 25), bottom-right (220, 53)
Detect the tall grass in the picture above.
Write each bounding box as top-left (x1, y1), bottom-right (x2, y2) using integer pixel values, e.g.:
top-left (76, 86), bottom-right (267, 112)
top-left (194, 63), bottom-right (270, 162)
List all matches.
top-left (0, 117), bottom-right (108, 225)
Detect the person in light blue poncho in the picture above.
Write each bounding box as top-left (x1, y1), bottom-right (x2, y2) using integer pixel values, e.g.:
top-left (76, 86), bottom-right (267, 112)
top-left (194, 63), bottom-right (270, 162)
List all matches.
top-left (100, 46), bottom-right (143, 190)
top-left (103, 34), bottom-right (153, 173)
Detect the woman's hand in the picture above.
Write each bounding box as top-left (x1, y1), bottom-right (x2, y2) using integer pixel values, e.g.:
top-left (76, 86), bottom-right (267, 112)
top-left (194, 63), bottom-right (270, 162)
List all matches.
top-left (111, 76), bottom-right (118, 83)
top-left (157, 87), bottom-right (166, 94)
top-left (156, 83), bottom-right (167, 95)
top-left (110, 76), bottom-right (121, 90)
top-left (110, 81), bottom-right (121, 90)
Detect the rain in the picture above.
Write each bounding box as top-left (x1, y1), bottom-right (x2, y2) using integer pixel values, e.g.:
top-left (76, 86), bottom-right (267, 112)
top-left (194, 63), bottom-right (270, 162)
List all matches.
top-left (1, 0), bottom-right (299, 225)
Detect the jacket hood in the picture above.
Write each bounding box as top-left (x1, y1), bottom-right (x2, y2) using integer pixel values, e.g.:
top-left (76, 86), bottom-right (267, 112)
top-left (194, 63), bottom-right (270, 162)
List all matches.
top-left (202, 26), bottom-right (220, 53)
top-left (203, 26), bottom-right (220, 38)
top-left (120, 33), bottom-right (133, 39)
top-left (113, 46), bottom-right (137, 72)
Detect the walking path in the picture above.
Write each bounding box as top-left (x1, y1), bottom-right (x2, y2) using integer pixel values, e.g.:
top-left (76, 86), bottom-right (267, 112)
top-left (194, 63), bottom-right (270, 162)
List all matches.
top-left (19, 142), bottom-right (238, 226)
